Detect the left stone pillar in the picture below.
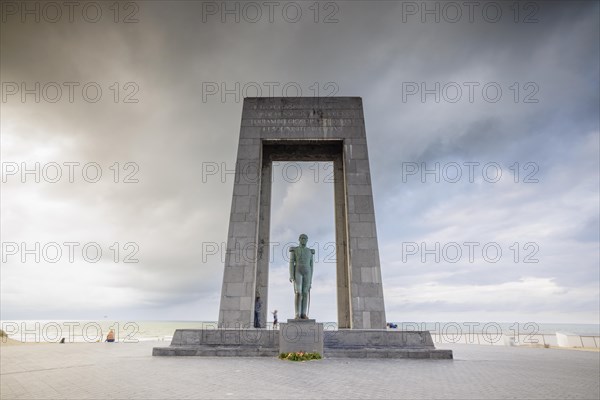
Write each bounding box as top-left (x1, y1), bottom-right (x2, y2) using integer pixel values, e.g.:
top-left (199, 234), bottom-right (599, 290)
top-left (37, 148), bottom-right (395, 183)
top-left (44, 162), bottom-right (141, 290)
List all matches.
top-left (218, 138), bottom-right (262, 328)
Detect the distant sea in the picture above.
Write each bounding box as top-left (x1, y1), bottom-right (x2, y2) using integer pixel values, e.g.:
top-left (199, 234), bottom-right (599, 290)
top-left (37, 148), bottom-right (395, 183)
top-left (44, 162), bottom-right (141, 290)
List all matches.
top-left (1, 320), bottom-right (599, 343)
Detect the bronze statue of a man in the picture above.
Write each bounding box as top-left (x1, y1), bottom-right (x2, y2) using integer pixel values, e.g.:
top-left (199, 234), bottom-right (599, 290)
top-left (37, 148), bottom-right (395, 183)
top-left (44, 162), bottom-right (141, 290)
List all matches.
top-left (289, 234), bottom-right (315, 319)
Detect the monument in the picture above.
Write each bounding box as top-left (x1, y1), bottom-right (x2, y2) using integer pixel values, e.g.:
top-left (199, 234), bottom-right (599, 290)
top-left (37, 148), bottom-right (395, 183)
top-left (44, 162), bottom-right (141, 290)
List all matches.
top-left (217, 96), bottom-right (386, 330)
top-left (280, 233), bottom-right (323, 355)
top-left (153, 97), bottom-right (452, 359)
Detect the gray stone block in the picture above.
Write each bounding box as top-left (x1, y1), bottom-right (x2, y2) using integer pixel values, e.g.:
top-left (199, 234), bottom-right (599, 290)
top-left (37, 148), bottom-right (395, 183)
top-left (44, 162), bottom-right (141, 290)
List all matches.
top-left (230, 213), bottom-right (246, 222)
top-left (247, 184), bottom-right (259, 197)
top-left (346, 144), bottom-right (368, 159)
top-left (346, 172), bottom-right (370, 185)
top-left (279, 321), bottom-right (324, 355)
top-left (361, 312), bottom-right (372, 329)
top-left (345, 159), bottom-right (357, 173)
top-left (233, 197), bottom-right (251, 213)
top-left (232, 222), bottom-right (255, 238)
top-left (233, 160), bottom-right (261, 181)
top-left (355, 283), bottom-right (383, 298)
top-left (355, 159), bottom-right (371, 173)
top-left (369, 311), bottom-right (385, 330)
top-left (237, 145), bottom-right (260, 160)
top-left (349, 221), bottom-right (376, 238)
top-left (348, 214), bottom-right (360, 222)
top-left (242, 268), bottom-right (255, 283)
top-left (347, 184), bottom-right (373, 196)
top-left (360, 267), bottom-right (375, 283)
top-left (357, 237), bottom-right (378, 250)
top-left (233, 185), bottom-right (250, 196)
top-left (225, 283), bottom-right (244, 297)
top-left (224, 267), bottom-right (244, 283)
top-left (352, 196), bottom-right (374, 214)
top-left (244, 282), bottom-right (255, 296)
top-left (352, 249), bottom-right (379, 265)
top-left (240, 296), bottom-right (252, 310)
top-left (223, 255), bottom-right (248, 268)
top-left (220, 295), bottom-right (241, 310)
top-left (219, 311), bottom-right (242, 325)
top-left (359, 213), bottom-right (375, 222)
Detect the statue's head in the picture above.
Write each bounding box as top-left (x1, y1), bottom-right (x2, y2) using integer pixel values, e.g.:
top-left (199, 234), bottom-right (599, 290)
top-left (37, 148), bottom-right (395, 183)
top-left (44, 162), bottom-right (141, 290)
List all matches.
top-left (299, 234), bottom-right (308, 246)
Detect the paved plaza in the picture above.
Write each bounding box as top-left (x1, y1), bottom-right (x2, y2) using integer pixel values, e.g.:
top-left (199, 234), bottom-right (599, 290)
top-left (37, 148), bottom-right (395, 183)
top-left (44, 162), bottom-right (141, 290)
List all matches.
top-left (1, 341), bottom-right (599, 399)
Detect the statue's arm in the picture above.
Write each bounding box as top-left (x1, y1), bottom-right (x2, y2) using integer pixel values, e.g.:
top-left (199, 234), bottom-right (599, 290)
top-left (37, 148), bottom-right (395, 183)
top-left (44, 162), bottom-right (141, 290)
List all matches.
top-left (289, 248), bottom-right (295, 282)
top-left (308, 249), bottom-right (315, 289)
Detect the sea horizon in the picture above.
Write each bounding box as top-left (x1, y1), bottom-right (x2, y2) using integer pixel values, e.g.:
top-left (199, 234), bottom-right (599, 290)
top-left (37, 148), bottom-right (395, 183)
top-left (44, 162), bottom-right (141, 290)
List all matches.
top-left (2, 320), bottom-right (599, 343)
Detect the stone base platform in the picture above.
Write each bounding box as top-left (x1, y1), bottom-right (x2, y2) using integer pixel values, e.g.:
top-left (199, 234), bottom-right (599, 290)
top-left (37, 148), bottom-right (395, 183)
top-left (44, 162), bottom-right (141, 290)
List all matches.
top-left (324, 330), bottom-right (452, 359)
top-left (153, 328), bottom-right (452, 359)
top-left (152, 328), bottom-right (279, 357)
top-left (152, 345), bottom-right (278, 357)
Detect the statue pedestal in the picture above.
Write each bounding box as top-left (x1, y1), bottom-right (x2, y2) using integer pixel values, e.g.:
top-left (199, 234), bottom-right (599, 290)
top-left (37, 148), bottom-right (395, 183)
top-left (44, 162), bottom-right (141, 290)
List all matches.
top-left (279, 319), bottom-right (324, 355)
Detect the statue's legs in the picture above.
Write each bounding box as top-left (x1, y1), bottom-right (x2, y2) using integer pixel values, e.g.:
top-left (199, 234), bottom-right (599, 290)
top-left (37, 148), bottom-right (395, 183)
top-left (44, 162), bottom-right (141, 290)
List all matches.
top-left (294, 292), bottom-right (302, 319)
top-left (294, 269), bottom-right (312, 319)
top-left (293, 273), bottom-right (304, 319)
top-left (300, 272), bottom-right (310, 319)
top-left (300, 291), bottom-right (309, 319)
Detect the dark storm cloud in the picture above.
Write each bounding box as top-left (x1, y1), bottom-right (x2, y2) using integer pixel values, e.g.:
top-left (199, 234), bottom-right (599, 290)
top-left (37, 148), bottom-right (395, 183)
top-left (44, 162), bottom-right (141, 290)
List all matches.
top-left (1, 1), bottom-right (598, 322)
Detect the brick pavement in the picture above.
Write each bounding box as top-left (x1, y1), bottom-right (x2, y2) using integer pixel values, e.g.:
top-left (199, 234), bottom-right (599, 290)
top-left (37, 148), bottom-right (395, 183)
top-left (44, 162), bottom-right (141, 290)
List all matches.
top-left (1, 342), bottom-right (599, 399)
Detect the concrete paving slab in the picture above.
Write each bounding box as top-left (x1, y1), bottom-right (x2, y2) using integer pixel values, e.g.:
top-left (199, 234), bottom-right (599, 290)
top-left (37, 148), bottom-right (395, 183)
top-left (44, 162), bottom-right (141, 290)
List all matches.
top-left (1, 342), bottom-right (598, 399)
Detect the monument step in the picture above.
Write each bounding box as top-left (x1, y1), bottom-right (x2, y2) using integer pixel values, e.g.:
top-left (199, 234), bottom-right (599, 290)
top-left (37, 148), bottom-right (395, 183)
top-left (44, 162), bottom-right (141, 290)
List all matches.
top-left (153, 345), bottom-right (278, 357)
top-left (323, 330), bottom-right (437, 348)
top-left (153, 345), bottom-right (452, 359)
top-left (323, 348), bottom-right (453, 359)
top-left (170, 328), bottom-right (279, 347)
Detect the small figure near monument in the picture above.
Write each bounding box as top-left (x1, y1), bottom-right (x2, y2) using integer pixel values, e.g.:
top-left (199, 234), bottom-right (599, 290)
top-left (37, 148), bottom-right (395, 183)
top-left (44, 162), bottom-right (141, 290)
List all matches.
top-left (272, 309), bottom-right (278, 329)
top-left (254, 296), bottom-right (262, 328)
top-left (289, 234), bottom-right (315, 319)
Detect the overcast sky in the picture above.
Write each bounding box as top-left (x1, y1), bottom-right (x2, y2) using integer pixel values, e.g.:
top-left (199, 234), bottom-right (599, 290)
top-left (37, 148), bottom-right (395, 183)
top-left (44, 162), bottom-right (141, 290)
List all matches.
top-left (1, 1), bottom-right (598, 325)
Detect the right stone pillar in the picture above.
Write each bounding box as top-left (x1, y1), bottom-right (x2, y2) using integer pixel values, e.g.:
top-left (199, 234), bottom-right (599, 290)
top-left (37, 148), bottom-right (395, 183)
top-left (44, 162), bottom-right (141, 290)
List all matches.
top-left (342, 137), bottom-right (386, 329)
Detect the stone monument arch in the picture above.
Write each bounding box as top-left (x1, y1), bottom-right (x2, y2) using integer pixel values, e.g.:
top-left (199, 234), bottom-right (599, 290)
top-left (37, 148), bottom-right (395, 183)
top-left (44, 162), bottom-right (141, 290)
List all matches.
top-left (154, 97), bottom-right (451, 359)
top-left (218, 97), bottom-right (386, 329)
